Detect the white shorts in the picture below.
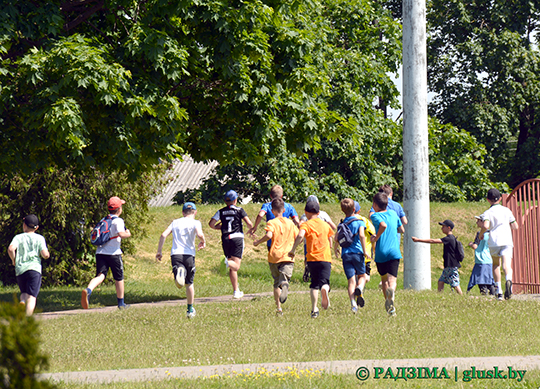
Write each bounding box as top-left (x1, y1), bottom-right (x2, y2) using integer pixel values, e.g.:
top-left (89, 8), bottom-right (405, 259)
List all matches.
top-left (489, 245), bottom-right (513, 258)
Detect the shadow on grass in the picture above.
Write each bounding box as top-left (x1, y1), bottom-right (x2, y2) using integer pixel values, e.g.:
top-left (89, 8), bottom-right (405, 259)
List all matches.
top-left (0, 287), bottom-right (184, 313)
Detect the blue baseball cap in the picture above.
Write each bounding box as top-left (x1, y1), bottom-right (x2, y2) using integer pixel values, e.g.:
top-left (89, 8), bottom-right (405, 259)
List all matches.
top-left (224, 190), bottom-right (238, 202)
top-left (182, 202), bottom-right (197, 211)
top-left (354, 201), bottom-right (361, 213)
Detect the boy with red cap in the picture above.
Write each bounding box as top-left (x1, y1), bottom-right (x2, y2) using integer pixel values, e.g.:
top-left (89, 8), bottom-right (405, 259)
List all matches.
top-left (82, 196), bottom-right (131, 309)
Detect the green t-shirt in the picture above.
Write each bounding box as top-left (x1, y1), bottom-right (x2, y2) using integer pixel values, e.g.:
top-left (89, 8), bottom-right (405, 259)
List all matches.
top-left (10, 232), bottom-right (47, 276)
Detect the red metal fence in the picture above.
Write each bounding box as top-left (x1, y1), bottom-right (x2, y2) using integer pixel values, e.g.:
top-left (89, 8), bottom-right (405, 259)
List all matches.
top-left (504, 178), bottom-right (540, 294)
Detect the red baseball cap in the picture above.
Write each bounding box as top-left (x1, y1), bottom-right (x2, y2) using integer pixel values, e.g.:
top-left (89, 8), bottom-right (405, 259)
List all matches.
top-left (108, 196), bottom-right (126, 211)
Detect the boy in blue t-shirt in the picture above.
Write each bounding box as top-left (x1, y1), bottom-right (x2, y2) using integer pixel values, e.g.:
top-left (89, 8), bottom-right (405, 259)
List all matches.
top-left (248, 185), bottom-right (299, 248)
top-left (370, 192), bottom-right (404, 316)
top-left (334, 198), bottom-right (371, 313)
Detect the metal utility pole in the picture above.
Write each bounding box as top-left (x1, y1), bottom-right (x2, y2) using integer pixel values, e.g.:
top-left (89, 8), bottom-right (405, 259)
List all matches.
top-left (402, 0), bottom-right (431, 290)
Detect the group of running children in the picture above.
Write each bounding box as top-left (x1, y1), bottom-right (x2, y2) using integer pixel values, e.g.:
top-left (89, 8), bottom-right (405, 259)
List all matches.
top-left (8, 186), bottom-right (516, 318)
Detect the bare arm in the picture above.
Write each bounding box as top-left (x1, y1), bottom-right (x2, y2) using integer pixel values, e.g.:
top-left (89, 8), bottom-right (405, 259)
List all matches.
top-left (248, 211), bottom-right (266, 235)
top-left (254, 230), bottom-right (272, 247)
top-left (510, 221), bottom-right (518, 230)
top-left (40, 248), bottom-right (50, 260)
top-left (118, 229), bottom-right (131, 239)
top-left (288, 229), bottom-right (306, 258)
top-left (411, 237), bottom-right (443, 244)
top-left (8, 244), bottom-right (16, 266)
top-left (291, 215), bottom-right (300, 228)
top-left (401, 216), bottom-right (408, 225)
top-left (196, 225), bottom-right (206, 250)
top-left (243, 216), bottom-right (254, 230)
top-left (398, 225), bottom-right (405, 234)
top-left (156, 227), bottom-right (172, 261)
top-left (208, 218), bottom-right (221, 230)
top-left (370, 221), bottom-right (387, 243)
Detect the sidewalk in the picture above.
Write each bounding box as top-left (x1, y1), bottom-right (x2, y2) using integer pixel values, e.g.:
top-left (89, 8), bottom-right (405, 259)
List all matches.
top-left (39, 356), bottom-right (540, 384)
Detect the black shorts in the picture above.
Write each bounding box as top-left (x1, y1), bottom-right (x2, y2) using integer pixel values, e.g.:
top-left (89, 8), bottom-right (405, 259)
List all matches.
top-left (376, 259), bottom-right (400, 278)
top-left (222, 237), bottom-right (244, 259)
top-left (16, 270), bottom-right (42, 298)
top-left (365, 261), bottom-right (372, 276)
top-left (171, 254), bottom-right (196, 285)
top-left (96, 254), bottom-right (124, 281)
top-left (307, 261), bottom-right (331, 290)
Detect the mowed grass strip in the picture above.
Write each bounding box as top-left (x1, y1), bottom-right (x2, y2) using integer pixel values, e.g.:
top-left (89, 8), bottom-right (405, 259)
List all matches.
top-left (40, 288), bottom-right (540, 373)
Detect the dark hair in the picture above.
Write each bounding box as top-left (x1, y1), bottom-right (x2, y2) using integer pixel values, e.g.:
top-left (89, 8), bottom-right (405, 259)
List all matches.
top-left (373, 192), bottom-right (388, 210)
top-left (271, 197), bottom-right (285, 213)
top-left (378, 184), bottom-right (393, 196)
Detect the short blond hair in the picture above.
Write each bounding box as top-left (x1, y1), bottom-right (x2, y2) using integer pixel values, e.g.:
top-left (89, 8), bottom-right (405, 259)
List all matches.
top-left (270, 185), bottom-right (283, 200)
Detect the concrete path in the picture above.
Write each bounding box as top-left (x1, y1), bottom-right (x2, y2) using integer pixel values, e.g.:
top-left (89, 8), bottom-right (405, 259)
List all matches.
top-left (39, 356), bottom-right (540, 384)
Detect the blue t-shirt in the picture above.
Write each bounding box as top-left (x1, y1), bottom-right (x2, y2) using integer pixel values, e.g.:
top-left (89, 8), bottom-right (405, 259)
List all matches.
top-left (474, 232), bottom-right (492, 265)
top-left (261, 202), bottom-right (298, 247)
top-left (370, 210), bottom-right (402, 263)
top-left (370, 198), bottom-right (406, 219)
top-left (341, 216), bottom-right (366, 255)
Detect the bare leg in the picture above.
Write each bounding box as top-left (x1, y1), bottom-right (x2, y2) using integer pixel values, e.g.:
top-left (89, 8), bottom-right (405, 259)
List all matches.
top-left (25, 295), bottom-right (37, 316)
top-left (115, 280), bottom-right (124, 299)
top-left (273, 287), bottom-right (281, 310)
top-left (88, 273), bottom-right (106, 291)
top-left (186, 284), bottom-right (194, 305)
top-left (227, 257), bottom-right (242, 291)
top-left (310, 288), bottom-right (318, 312)
top-left (438, 280), bottom-right (445, 292)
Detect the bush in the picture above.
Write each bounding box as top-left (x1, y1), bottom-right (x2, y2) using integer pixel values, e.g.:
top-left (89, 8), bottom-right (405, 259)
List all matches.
top-left (0, 166), bottom-right (168, 287)
top-left (0, 299), bottom-right (55, 389)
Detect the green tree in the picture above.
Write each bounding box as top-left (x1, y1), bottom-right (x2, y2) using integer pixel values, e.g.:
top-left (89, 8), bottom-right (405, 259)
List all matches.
top-left (427, 0), bottom-right (540, 187)
top-left (0, 166), bottom-right (167, 286)
top-left (176, 118), bottom-right (505, 204)
top-left (0, 0), bottom-right (375, 178)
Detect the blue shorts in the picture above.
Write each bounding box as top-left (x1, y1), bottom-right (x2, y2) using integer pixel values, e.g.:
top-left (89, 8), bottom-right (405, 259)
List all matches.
top-left (16, 270), bottom-right (42, 298)
top-left (439, 267), bottom-right (460, 287)
top-left (342, 252), bottom-right (366, 280)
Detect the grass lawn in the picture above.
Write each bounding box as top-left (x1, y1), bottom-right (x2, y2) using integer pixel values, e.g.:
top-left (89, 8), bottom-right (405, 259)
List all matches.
top-left (1, 202), bottom-right (539, 388)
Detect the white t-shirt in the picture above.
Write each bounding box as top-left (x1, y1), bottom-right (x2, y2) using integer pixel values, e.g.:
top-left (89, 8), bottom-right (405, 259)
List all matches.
top-left (170, 217), bottom-right (202, 256)
top-left (96, 216), bottom-right (125, 255)
top-left (480, 204), bottom-right (516, 247)
top-left (300, 210), bottom-right (332, 224)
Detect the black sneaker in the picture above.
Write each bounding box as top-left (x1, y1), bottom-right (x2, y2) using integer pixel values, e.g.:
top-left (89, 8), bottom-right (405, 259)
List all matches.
top-left (504, 280), bottom-right (513, 299)
top-left (354, 287), bottom-right (365, 308)
top-left (497, 293), bottom-right (503, 301)
top-left (279, 282), bottom-right (289, 304)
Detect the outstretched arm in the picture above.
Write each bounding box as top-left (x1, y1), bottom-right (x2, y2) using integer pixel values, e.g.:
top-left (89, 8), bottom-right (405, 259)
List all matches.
top-left (411, 237), bottom-right (443, 244)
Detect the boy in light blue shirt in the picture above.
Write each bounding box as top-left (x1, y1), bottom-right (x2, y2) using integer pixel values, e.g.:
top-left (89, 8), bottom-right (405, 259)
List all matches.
top-left (467, 216), bottom-right (495, 295)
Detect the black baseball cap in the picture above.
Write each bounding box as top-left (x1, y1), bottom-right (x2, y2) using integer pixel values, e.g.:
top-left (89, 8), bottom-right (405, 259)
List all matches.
top-left (305, 200), bottom-right (320, 214)
top-left (487, 188), bottom-right (501, 201)
top-left (438, 219), bottom-right (455, 230)
top-left (23, 214), bottom-right (39, 229)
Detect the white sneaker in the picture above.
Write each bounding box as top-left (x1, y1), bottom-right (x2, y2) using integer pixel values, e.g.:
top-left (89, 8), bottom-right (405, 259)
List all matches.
top-left (321, 285), bottom-right (330, 310)
top-left (175, 267), bottom-right (186, 288)
top-left (224, 257), bottom-right (229, 269)
top-left (233, 290), bottom-right (244, 299)
top-left (186, 308), bottom-right (196, 319)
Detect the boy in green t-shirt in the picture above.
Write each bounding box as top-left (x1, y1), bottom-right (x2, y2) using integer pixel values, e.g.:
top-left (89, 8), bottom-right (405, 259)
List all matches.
top-left (7, 215), bottom-right (50, 316)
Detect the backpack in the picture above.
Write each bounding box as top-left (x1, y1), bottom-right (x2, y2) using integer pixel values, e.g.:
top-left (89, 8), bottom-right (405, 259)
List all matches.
top-left (337, 218), bottom-right (362, 248)
top-left (90, 215), bottom-right (118, 246)
top-left (455, 237), bottom-right (465, 262)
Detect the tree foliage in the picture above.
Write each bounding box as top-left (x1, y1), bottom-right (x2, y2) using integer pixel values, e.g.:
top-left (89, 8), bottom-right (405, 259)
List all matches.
top-left (0, 0), bottom-right (397, 178)
top-left (0, 166), bottom-right (167, 287)
top-left (427, 0), bottom-right (540, 186)
top-left (176, 118), bottom-right (506, 204)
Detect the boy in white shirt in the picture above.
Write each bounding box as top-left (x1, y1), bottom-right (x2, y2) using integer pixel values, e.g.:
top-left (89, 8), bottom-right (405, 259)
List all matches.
top-left (156, 202), bottom-right (206, 318)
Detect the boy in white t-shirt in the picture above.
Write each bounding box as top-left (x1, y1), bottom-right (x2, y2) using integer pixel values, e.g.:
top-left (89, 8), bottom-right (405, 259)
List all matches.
top-left (479, 188), bottom-right (518, 300)
top-left (82, 196), bottom-right (131, 309)
top-left (156, 202), bottom-right (206, 318)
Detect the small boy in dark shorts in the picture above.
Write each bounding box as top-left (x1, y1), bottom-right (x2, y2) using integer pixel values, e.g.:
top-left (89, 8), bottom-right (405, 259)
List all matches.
top-left (370, 193), bottom-right (404, 316)
top-left (209, 190), bottom-right (253, 299)
top-left (412, 219), bottom-right (464, 295)
top-left (156, 202), bottom-right (206, 318)
top-left (8, 214), bottom-right (50, 316)
top-left (289, 200), bottom-right (334, 318)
